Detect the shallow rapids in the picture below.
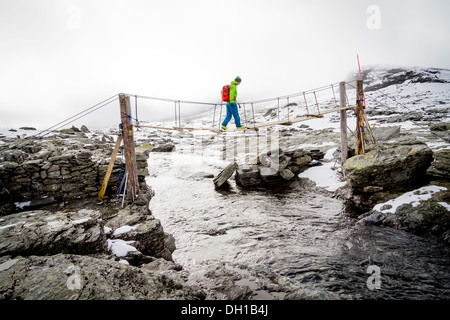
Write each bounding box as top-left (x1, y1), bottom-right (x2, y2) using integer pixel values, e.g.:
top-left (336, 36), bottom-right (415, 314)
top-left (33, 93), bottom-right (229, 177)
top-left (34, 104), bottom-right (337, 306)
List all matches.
top-left (146, 139), bottom-right (450, 300)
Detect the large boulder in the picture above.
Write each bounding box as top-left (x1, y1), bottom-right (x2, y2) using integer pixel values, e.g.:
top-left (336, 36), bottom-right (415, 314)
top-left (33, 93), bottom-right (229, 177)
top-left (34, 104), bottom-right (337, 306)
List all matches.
top-left (0, 254), bottom-right (204, 300)
top-left (358, 185), bottom-right (450, 243)
top-left (0, 209), bottom-right (106, 257)
top-left (343, 141), bottom-right (433, 192)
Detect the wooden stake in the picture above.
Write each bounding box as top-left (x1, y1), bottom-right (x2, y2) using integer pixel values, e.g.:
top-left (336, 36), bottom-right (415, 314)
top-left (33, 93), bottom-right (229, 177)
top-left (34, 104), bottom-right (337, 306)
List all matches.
top-left (119, 94), bottom-right (140, 200)
top-left (339, 82), bottom-right (348, 164)
top-left (98, 135), bottom-right (122, 201)
top-left (356, 80), bottom-right (366, 155)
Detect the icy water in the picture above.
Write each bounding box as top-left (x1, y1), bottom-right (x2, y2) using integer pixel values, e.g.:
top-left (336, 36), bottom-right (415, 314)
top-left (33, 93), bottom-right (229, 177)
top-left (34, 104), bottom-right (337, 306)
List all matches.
top-left (146, 136), bottom-right (450, 300)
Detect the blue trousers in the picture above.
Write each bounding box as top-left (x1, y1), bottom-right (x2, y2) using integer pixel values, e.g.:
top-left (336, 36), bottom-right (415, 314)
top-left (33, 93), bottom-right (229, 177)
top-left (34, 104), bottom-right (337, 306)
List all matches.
top-left (222, 103), bottom-right (242, 127)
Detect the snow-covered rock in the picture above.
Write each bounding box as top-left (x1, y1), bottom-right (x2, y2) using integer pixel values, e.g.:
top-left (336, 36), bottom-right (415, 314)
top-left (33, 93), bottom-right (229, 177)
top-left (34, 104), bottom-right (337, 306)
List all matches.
top-left (358, 185), bottom-right (450, 243)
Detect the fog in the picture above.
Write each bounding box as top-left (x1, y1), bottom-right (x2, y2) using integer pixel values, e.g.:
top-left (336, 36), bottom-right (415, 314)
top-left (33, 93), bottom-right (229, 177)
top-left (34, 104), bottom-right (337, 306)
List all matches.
top-left (1, 0), bottom-right (449, 129)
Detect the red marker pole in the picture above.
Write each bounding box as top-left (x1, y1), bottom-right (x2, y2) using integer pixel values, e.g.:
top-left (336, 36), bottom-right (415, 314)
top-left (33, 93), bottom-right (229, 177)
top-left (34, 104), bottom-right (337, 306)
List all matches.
top-left (357, 55), bottom-right (367, 109)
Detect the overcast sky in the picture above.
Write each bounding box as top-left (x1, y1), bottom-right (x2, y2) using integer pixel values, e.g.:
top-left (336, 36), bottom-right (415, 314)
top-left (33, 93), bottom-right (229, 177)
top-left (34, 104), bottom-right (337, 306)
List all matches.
top-left (1, 0), bottom-right (449, 129)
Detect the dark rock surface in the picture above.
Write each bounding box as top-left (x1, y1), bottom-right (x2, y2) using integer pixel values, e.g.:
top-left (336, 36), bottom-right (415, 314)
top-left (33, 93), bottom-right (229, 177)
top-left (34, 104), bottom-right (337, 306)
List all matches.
top-left (0, 254), bottom-right (203, 300)
top-left (358, 185), bottom-right (450, 243)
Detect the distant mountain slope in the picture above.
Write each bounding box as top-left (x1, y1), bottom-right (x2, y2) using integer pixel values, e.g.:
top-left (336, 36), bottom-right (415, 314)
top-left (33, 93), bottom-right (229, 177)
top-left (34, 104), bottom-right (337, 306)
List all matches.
top-left (345, 66), bottom-right (450, 119)
top-left (351, 66), bottom-right (450, 92)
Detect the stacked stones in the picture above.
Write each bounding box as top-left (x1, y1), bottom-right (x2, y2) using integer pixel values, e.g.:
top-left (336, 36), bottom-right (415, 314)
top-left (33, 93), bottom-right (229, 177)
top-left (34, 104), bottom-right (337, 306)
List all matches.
top-left (235, 148), bottom-right (324, 188)
top-left (0, 132), bottom-right (150, 215)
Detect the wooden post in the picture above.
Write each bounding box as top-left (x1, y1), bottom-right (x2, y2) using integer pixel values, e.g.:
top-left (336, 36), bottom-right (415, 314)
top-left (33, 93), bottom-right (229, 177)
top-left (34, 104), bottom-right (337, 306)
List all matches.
top-left (339, 82), bottom-right (348, 164)
top-left (119, 93), bottom-right (139, 200)
top-left (98, 135), bottom-right (122, 201)
top-left (356, 80), bottom-right (366, 155)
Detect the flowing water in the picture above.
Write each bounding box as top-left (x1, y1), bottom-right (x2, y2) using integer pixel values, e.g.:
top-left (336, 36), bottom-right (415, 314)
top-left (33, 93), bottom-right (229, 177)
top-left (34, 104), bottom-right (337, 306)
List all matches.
top-left (146, 134), bottom-right (450, 300)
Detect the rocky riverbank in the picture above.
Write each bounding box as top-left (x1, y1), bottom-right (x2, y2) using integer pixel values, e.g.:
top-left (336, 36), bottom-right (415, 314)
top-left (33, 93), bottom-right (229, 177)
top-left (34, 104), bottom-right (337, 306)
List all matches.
top-left (0, 127), bottom-right (205, 300)
top-left (340, 139), bottom-right (450, 243)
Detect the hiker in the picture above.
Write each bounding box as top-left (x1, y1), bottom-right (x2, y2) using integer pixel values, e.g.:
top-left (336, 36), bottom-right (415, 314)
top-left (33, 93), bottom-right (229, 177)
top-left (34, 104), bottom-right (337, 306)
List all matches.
top-left (221, 76), bottom-right (245, 130)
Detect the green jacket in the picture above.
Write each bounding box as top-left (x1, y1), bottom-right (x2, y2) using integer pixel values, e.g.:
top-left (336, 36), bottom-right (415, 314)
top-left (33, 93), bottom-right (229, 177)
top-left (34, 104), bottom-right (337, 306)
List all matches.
top-left (229, 81), bottom-right (238, 103)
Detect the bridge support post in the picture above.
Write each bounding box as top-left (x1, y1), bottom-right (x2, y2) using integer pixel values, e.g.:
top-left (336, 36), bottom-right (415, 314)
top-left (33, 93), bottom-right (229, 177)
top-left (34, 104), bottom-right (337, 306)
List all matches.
top-left (356, 80), bottom-right (366, 155)
top-left (339, 81), bottom-right (348, 164)
top-left (119, 93), bottom-right (140, 201)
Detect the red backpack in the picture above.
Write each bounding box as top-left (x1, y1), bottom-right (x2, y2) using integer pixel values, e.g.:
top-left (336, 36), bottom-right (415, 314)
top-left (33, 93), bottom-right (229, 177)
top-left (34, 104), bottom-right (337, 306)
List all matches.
top-left (221, 84), bottom-right (231, 102)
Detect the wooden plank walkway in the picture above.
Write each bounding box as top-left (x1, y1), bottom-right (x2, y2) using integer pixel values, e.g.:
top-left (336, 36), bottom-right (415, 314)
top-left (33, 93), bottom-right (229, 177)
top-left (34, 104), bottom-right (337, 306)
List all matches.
top-left (134, 106), bottom-right (355, 133)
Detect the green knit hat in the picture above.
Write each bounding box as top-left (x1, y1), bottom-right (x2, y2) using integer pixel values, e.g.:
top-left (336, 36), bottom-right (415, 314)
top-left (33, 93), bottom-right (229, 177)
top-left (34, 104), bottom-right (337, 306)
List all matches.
top-left (235, 76), bottom-right (241, 83)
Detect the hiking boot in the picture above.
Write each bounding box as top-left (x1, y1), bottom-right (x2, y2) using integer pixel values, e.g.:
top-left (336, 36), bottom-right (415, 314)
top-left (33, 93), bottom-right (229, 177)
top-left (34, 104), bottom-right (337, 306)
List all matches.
top-left (221, 125), bottom-right (227, 130)
top-left (236, 127), bottom-right (246, 130)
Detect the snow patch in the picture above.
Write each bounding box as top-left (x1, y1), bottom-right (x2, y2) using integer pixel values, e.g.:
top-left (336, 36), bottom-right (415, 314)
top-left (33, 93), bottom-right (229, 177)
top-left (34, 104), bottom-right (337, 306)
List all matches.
top-left (0, 223), bottom-right (17, 231)
top-left (438, 202), bottom-right (450, 211)
top-left (113, 224), bottom-right (139, 236)
top-left (373, 186), bottom-right (448, 214)
top-left (298, 148), bottom-right (347, 192)
top-left (103, 226), bottom-right (112, 234)
top-left (72, 218), bottom-right (90, 225)
top-left (14, 201), bottom-right (31, 209)
top-left (107, 239), bottom-right (137, 257)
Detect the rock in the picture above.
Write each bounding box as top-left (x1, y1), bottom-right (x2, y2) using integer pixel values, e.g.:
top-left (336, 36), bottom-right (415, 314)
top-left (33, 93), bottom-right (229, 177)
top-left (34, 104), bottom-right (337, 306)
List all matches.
top-left (105, 206), bottom-right (175, 262)
top-left (264, 108), bottom-right (277, 117)
top-left (363, 186), bottom-right (384, 193)
top-left (284, 149), bottom-right (306, 158)
top-left (358, 185), bottom-right (450, 243)
top-left (0, 209), bottom-right (106, 257)
top-left (29, 196), bottom-right (57, 208)
top-left (307, 150), bottom-right (325, 161)
top-left (278, 155), bottom-right (291, 171)
top-left (112, 219), bottom-right (175, 261)
top-left (80, 125), bottom-right (90, 133)
top-left (19, 127), bottom-right (37, 131)
top-left (235, 148), bottom-right (318, 188)
top-left (370, 126), bottom-right (401, 141)
top-left (71, 125), bottom-right (81, 133)
top-left (291, 155), bottom-right (313, 167)
top-left (267, 147), bottom-right (284, 157)
top-left (235, 168), bottom-right (262, 187)
top-left (343, 141), bottom-right (433, 192)
top-left (151, 143), bottom-right (175, 152)
top-left (76, 150), bottom-right (93, 161)
top-left (429, 122), bottom-right (450, 131)
top-left (404, 112), bottom-right (424, 121)
top-left (259, 166), bottom-right (279, 182)
top-left (0, 254), bottom-right (203, 300)
top-left (204, 265), bottom-right (252, 300)
top-left (59, 128), bottom-right (76, 135)
top-left (136, 149), bottom-right (150, 161)
top-left (427, 150), bottom-right (450, 179)
top-left (280, 169), bottom-right (295, 181)
top-left (213, 162), bottom-right (238, 188)
top-left (283, 102), bottom-right (298, 109)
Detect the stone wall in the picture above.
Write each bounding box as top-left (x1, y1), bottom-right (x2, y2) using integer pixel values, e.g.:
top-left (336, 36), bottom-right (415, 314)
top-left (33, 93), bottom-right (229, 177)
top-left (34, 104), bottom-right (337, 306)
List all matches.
top-left (0, 132), bottom-right (149, 215)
